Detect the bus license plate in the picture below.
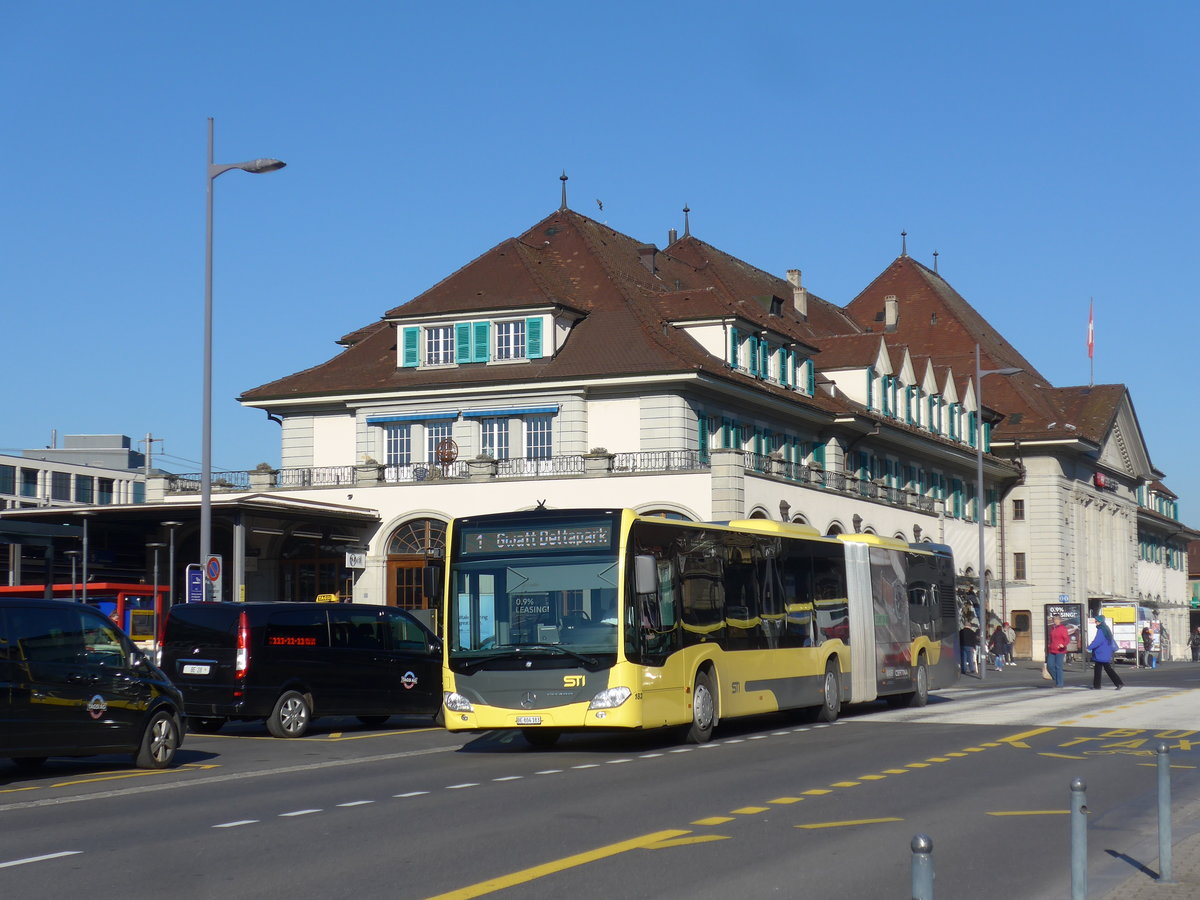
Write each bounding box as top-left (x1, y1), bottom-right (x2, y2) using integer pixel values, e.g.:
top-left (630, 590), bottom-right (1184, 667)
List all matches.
top-left (515, 716), bottom-right (542, 725)
top-left (182, 664), bottom-right (211, 676)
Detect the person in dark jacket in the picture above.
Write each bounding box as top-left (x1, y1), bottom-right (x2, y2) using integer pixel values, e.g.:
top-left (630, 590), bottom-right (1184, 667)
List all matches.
top-left (960, 625), bottom-right (978, 674)
top-left (1089, 615), bottom-right (1124, 690)
top-left (988, 625), bottom-right (1010, 672)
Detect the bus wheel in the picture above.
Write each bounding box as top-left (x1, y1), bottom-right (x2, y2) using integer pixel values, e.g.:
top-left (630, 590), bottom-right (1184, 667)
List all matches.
top-left (685, 671), bottom-right (716, 743)
top-left (523, 728), bottom-right (560, 749)
top-left (816, 662), bottom-right (842, 723)
top-left (906, 659), bottom-right (929, 708)
top-left (267, 691), bottom-right (312, 738)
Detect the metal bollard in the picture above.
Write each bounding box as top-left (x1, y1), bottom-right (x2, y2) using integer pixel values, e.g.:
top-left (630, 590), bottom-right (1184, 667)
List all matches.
top-left (1158, 742), bottom-right (1175, 884)
top-left (1071, 777), bottom-right (1087, 900)
top-left (910, 833), bottom-right (933, 900)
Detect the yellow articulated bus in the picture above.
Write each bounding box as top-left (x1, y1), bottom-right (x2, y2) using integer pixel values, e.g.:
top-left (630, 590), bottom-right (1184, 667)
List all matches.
top-left (441, 507), bottom-right (960, 747)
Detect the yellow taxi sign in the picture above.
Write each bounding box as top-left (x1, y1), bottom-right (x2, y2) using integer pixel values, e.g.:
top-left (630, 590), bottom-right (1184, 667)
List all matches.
top-left (315, 593), bottom-right (339, 603)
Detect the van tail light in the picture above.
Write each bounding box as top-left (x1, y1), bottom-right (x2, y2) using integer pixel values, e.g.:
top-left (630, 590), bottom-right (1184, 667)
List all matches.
top-left (235, 611), bottom-right (250, 680)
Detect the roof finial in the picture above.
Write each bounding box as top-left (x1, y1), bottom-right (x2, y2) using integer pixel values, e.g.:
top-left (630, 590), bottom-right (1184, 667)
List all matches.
top-left (932, 249), bottom-right (939, 273)
top-left (559, 171), bottom-right (568, 210)
top-left (683, 204), bottom-right (691, 237)
top-left (901, 230), bottom-right (908, 257)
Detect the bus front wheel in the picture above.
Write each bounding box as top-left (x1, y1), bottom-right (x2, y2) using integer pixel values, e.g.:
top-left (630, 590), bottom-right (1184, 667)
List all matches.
top-left (816, 662), bottom-right (842, 723)
top-left (685, 671), bottom-right (716, 743)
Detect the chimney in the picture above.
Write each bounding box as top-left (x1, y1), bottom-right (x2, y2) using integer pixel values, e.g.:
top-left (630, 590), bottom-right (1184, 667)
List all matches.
top-left (668, 228), bottom-right (678, 244)
top-left (787, 269), bottom-right (807, 319)
top-left (884, 294), bottom-right (898, 331)
top-left (638, 244), bottom-right (658, 274)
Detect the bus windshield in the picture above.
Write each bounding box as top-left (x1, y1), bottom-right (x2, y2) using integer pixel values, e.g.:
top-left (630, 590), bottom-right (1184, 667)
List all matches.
top-left (448, 553), bottom-right (622, 661)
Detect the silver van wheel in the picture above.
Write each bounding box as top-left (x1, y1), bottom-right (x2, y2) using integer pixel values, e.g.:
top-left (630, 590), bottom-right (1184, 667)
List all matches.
top-left (267, 691), bottom-right (311, 738)
top-left (135, 711), bottom-right (179, 769)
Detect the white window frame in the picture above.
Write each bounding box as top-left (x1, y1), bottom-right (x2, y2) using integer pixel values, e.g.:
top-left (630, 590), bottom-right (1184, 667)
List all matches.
top-left (494, 320), bottom-right (526, 361)
top-left (425, 326), bottom-right (455, 366)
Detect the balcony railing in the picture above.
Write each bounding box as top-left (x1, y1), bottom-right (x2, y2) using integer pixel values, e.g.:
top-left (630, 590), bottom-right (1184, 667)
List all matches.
top-left (163, 449), bottom-right (948, 518)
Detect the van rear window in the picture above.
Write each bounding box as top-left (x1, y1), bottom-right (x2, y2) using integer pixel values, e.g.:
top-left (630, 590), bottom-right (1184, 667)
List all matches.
top-left (165, 606), bottom-right (238, 649)
top-left (266, 608), bottom-right (329, 648)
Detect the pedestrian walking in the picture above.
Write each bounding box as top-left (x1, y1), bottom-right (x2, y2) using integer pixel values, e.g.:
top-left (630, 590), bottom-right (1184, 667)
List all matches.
top-left (1089, 615), bottom-right (1124, 690)
top-left (1189, 626), bottom-right (1200, 663)
top-left (988, 625), bottom-right (1009, 672)
top-left (960, 624), bottom-right (978, 675)
top-left (1142, 626), bottom-right (1157, 669)
top-left (1002, 621), bottom-right (1016, 663)
top-left (1046, 614), bottom-right (1069, 687)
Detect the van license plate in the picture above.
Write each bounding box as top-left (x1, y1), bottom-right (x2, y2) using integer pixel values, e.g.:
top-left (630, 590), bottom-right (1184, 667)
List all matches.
top-left (182, 664), bottom-right (211, 675)
top-left (515, 716), bottom-right (542, 725)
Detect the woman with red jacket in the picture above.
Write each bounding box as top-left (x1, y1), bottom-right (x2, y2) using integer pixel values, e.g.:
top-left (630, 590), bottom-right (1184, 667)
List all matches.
top-left (1046, 614), bottom-right (1070, 687)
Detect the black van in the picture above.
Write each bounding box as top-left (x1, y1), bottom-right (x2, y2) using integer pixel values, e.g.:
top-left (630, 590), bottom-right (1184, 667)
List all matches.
top-left (1, 598), bottom-right (185, 770)
top-left (159, 602), bottom-right (442, 737)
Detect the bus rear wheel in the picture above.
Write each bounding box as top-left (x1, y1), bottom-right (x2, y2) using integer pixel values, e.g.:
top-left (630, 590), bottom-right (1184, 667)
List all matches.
top-left (685, 671), bottom-right (716, 743)
top-left (815, 661), bottom-right (842, 723)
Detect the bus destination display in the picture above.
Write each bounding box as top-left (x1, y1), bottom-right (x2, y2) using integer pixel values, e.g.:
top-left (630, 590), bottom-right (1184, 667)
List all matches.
top-left (462, 523), bottom-right (612, 556)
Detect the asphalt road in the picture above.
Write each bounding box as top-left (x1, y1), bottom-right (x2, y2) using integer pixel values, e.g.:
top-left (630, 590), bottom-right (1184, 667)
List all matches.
top-left (3, 668), bottom-right (1199, 900)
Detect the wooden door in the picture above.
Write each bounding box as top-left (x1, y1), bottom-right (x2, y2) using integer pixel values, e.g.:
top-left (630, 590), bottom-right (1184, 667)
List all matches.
top-left (1012, 609), bottom-right (1032, 659)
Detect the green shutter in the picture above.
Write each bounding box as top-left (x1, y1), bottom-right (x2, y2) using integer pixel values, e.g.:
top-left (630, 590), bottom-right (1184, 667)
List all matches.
top-left (525, 317), bottom-right (542, 358)
top-left (401, 327), bottom-right (420, 368)
top-left (473, 321), bottom-right (491, 362)
top-left (698, 414), bottom-right (709, 461)
top-left (748, 336), bottom-right (760, 377)
top-left (730, 328), bottom-right (740, 368)
top-left (805, 359), bottom-right (814, 395)
top-left (455, 322), bottom-right (472, 363)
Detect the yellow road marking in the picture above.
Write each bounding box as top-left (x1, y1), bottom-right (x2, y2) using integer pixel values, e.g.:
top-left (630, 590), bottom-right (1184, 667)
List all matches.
top-left (830, 781), bottom-right (860, 787)
top-left (802, 789), bottom-right (832, 795)
top-left (644, 835), bottom-right (729, 849)
top-left (905, 762), bottom-right (931, 768)
top-left (330, 732), bottom-right (343, 738)
top-left (1000, 727), bottom-right (1055, 749)
top-left (857, 775), bottom-right (887, 781)
top-left (796, 818), bottom-right (903, 830)
top-left (0, 787), bottom-right (38, 795)
top-left (987, 811), bottom-right (1069, 816)
top-left (422, 829), bottom-right (691, 899)
top-left (926, 757), bottom-right (949, 763)
top-left (52, 769), bottom-right (177, 787)
top-left (882, 769), bottom-right (908, 774)
top-left (1040, 753), bottom-right (1087, 760)
top-left (1137, 764), bottom-right (1196, 769)
top-left (962, 747), bottom-right (986, 753)
top-left (731, 806), bottom-right (769, 815)
top-left (692, 816), bottom-right (734, 826)
top-left (945, 752), bottom-right (968, 757)
top-left (768, 797), bottom-right (803, 804)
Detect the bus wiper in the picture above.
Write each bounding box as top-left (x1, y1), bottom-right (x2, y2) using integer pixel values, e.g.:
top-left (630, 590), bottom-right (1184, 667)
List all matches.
top-left (521, 643), bottom-right (601, 669)
top-left (455, 652), bottom-right (518, 673)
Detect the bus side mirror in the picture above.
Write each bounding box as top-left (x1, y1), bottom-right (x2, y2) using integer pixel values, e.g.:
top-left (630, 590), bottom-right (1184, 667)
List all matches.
top-left (634, 555), bottom-right (658, 595)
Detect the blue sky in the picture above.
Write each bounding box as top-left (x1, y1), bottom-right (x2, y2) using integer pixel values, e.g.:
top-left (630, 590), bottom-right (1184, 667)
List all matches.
top-left (3, 3), bottom-right (1197, 520)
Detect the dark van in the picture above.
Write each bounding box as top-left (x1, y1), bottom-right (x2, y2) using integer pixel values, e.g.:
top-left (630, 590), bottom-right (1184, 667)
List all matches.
top-left (160, 602), bottom-right (442, 737)
top-left (1, 598), bottom-right (185, 771)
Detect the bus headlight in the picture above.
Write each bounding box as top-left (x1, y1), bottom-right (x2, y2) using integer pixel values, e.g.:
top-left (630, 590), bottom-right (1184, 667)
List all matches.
top-left (588, 686), bottom-right (631, 709)
top-left (443, 691), bottom-right (474, 713)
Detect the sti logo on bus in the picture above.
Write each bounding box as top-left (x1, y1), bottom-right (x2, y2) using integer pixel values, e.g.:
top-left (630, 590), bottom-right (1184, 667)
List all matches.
top-left (563, 675), bottom-right (585, 688)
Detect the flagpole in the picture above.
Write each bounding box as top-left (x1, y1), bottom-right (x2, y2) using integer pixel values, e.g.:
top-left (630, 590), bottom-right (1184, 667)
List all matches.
top-left (1088, 298), bottom-right (1095, 387)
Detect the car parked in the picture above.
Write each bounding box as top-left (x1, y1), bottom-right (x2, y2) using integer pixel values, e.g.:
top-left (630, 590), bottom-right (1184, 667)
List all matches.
top-left (159, 602), bottom-right (442, 737)
top-left (1, 598), bottom-right (185, 770)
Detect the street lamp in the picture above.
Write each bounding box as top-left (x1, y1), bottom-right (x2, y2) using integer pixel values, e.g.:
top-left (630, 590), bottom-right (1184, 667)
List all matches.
top-left (147, 542), bottom-right (167, 649)
top-left (64, 549), bottom-right (80, 601)
top-left (201, 118), bottom-right (285, 601)
top-left (162, 521), bottom-right (182, 609)
top-left (975, 343), bottom-right (1022, 681)
top-left (77, 510), bottom-right (95, 605)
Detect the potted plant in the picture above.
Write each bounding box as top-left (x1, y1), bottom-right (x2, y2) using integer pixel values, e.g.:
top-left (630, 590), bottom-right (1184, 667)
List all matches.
top-left (355, 456), bottom-right (383, 485)
top-left (583, 447), bottom-right (614, 474)
top-left (468, 452), bottom-right (498, 479)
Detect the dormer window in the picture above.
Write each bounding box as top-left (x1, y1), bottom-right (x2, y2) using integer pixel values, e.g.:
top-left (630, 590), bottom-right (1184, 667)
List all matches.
top-left (495, 320), bottom-right (526, 360)
top-left (426, 326), bottom-right (455, 366)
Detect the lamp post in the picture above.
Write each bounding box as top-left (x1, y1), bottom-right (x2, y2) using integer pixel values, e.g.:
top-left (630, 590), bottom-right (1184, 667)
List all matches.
top-left (162, 521), bottom-right (182, 610)
top-left (77, 511), bottom-right (95, 605)
top-left (202, 117), bottom-right (285, 601)
top-left (975, 343), bottom-right (1022, 681)
top-left (147, 542), bottom-right (166, 648)
top-left (64, 549), bottom-right (80, 601)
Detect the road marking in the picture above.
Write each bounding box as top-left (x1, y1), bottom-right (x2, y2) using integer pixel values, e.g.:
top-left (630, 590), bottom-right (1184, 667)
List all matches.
top-left (830, 781), bottom-right (860, 787)
top-left (447, 783), bottom-right (479, 790)
top-left (796, 818), bottom-right (903, 830)
top-left (493, 776), bottom-right (522, 782)
top-left (0, 851), bottom-right (82, 869)
top-left (606, 759), bottom-right (632, 765)
top-left (338, 800), bottom-right (374, 807)
top-left (0, 745), bottom-right (455, 813)
top-left (422, 829), bottom-right (691, 900)
top-left (0, 787), bottom-right (38, 795)
top-left (1000, 727), bottom-right (1055, 748)
top-left (395, 791), bottom-right (429, 798)
top-left (280, 809), bottom-right (321, 817)
top-left (857, 775), bottom-right (887, 781)
top-left (987, 810), bottom-right (1069, 816)
top-left (52, 769), bottom-right (177, 787)
top-left (213, 820), bottom-right (258, 828)
top-left (882, 769), bottom-right (909, 774)
top-left (768, 797), bottom-right (803, 804)
top-left (693, 816), bottom-right (734, 825)
top-left (644, 834), bottom-right (729, 848)
top-left (639, 753), bottom-right (664, 758)
top-left (802, 789), bottom-right (832, 796)
top-left (731, 806), bottom-right (769, 815)
top-left (572, 764), bottom-right (599, 770)
top-left (534, 770), bottom-right (562, 775)
top-left (1040, 752), bottom-right (1087, 759)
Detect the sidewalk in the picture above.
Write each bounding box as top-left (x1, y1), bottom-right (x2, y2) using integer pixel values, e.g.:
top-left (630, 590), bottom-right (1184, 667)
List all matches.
top-left (952, 659), bottom-right (1200, 897)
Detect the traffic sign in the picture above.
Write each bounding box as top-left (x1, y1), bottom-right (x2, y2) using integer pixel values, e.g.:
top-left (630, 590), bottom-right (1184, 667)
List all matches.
top-left (185, 564), bottom-right (204, 603)
top-left (205, 554), bottom-right (223, 602)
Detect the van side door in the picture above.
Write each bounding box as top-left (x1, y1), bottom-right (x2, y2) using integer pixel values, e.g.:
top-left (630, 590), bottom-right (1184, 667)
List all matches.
top-left (325, 607), bottom-right (392, 715)
top-left (381, 608), bottom-right (440, 715)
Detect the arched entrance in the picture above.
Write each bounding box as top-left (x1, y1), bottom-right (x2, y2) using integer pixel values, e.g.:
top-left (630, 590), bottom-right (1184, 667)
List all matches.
top-left (386, 518), bottom-right (447, 619)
